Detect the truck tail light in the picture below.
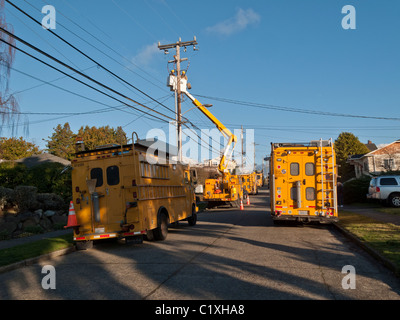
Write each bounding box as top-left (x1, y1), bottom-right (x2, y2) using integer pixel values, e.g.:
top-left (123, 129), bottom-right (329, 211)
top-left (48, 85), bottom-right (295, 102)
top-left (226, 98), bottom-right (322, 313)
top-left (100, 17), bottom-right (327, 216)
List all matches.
top-left (376, 187), bottom-right (380, 192)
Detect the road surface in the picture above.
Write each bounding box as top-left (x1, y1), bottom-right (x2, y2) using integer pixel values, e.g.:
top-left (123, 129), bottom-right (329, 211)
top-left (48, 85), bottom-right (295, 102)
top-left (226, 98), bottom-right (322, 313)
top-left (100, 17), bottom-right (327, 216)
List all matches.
top-left (0, 188), bottom-right (399, 300)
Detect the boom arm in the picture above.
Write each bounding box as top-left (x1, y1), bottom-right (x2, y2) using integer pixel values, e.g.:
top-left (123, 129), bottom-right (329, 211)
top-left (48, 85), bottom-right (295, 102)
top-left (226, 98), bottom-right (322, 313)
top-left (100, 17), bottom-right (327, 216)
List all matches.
top-left (182, 89), bottom-right (237, 173)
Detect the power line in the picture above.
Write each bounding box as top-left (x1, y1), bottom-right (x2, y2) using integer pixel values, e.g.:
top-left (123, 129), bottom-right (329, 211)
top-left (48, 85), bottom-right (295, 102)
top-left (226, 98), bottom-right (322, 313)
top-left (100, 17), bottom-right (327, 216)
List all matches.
top-left (27, 0), bottom-right (169, 94)
top-left (5, 0), bottom-right (177, 118)
top-left (194, 94), bottom-right (400, 121)
top-left (0, 35), bottom-right (172, 124)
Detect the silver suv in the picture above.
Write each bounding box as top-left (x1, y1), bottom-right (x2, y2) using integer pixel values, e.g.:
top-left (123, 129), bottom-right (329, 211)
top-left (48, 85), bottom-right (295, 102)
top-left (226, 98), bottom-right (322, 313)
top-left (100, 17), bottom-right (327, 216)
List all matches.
top-left (367, 175), bottom-right (400, 207)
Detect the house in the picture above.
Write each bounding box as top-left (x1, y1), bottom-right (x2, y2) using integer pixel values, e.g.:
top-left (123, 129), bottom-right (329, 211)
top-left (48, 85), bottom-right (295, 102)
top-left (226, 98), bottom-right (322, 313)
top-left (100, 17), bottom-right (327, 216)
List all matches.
top-left (347, 140), bottom-right (400, 178)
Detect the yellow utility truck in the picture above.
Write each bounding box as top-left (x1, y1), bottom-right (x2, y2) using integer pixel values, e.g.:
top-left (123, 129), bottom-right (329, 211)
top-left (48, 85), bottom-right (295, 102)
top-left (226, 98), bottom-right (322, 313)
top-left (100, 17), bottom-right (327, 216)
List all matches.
top-left (69, 136), bottom-right (197, 249)
top-left (240, 172), bottom-right (258, 196)
top-left (256, 171), bottom-right (264, 188)
top-left (269, 139), bottom-right (338, 223)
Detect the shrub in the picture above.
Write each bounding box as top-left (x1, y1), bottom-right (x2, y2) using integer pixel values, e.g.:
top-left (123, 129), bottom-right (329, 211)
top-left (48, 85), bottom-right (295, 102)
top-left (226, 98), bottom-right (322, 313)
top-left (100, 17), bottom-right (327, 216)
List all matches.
top-left (0, 161), bottom-right (71, 204)
top-left (343, 176), bottom-right (371, 204)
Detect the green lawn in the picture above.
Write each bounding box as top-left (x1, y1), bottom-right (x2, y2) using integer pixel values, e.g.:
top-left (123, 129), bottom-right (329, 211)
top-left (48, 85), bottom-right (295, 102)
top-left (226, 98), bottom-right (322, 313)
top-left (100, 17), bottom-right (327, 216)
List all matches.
top-left (337, 211), bottom-right (400, 274)
top-left (0, 234), bottom-right (74, 267)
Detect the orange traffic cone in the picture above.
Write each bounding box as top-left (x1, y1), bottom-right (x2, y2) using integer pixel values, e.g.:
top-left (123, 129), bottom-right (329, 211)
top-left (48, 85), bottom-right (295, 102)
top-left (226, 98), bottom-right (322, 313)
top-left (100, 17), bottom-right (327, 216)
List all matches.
top-left (65, 201), bottom-right (79, 228)
top-left (247, 196), bottom-right (250, 205)
top-left (240, 199), bottom-right (244, 211)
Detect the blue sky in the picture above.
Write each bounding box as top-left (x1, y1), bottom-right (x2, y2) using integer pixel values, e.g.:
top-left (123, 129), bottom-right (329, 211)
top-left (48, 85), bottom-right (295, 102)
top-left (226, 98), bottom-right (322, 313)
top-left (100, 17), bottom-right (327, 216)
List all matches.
top-left (1, 0), bottom-right (400, 169)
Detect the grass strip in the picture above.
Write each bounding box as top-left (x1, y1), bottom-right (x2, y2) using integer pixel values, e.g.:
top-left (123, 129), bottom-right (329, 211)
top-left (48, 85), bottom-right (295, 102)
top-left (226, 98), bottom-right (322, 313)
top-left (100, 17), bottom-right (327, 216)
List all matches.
top-left (0, 233), bottom-right (74, 267)
top-left (337, 211), bottom-right (400, 273)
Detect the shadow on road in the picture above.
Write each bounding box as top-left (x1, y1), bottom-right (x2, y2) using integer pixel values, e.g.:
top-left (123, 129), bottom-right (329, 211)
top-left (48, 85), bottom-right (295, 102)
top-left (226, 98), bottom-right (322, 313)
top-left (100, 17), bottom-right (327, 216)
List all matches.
top-left (1, 188), bottom-right (399, 300)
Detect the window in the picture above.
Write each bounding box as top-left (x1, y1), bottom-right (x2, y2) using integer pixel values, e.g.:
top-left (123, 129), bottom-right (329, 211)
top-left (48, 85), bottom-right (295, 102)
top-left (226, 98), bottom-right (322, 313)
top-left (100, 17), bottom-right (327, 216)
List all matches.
top-left (383, 159), bottom-right (395, 170)
top-left (306, 187), bottom-right (315, 200)
top-left (380, 177), bottom-right (398, 186)
top-left (90, 168), bottom-right (103, 187)
top-left (305, 163), bottom-right (315, 176)
top-left (290, 163), bottom-right (299, 176)
top-left (107, 166), bottom-right (120, 186)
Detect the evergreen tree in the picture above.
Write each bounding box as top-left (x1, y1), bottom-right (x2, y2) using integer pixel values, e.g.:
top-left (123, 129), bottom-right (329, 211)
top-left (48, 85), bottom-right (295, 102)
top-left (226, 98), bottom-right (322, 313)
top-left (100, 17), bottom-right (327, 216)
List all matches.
top-left (45, 122), bottom-right (76, 160)
top-left (45, 123), bottom-right (128, 159)
top-left (334, 132), bottom-right (370, 181)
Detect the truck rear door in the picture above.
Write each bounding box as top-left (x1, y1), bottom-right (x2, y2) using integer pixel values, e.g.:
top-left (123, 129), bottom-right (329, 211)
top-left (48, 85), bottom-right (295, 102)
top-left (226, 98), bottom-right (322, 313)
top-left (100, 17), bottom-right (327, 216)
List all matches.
top-left (88, 159), bottom-right (124, 233)
top-left (286, 151), bottom-right (316, 215)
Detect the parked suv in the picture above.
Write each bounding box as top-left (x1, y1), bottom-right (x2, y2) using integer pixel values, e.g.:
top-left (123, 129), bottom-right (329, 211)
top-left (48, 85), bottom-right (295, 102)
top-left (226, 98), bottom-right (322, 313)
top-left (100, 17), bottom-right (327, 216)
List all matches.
top-left (367, 175), bottom-right (400, 207)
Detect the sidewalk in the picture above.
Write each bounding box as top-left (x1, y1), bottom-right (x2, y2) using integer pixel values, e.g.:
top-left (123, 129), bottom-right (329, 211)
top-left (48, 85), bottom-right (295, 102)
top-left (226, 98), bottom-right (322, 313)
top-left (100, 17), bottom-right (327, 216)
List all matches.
top-left (340, 205), bottom-right (400, 226)
top-left (0, 229), bottom-right (72, 251)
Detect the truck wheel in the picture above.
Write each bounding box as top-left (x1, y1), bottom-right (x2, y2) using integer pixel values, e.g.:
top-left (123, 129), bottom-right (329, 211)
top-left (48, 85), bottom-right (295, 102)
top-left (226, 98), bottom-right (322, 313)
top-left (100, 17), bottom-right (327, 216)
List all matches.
top-left (188, 205), bottom-right (197, 226)
top-left (389, 193), bottom-right (400, 207)
top-left (145, 229), bottom-right (155, 241)
top-left (154, 213), bottom-right (168, 241)
top-left (75, 240), bottom-right (93, 250)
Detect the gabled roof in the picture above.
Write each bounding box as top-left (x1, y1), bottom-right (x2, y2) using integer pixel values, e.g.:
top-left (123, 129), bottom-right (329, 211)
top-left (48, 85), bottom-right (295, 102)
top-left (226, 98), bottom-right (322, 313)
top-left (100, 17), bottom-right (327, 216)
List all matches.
top-left (15, 153), bottom-right (71, 168)
top-left (348, 140), bottom-right (400, 162)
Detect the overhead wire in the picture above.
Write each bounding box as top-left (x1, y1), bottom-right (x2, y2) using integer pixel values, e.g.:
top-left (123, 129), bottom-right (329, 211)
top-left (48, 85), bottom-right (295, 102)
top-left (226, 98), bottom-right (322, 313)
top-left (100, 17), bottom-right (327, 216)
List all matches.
top-left (4, 1), bottom-right (257, 165)
top-left (5, 0), bottom-right (180, 120)
top-left (194, 94), bottom-right (400, 122)
top-left (0, 34), bottom-right (172, 124)
top-left (28, 0), bottom-right (169, 94)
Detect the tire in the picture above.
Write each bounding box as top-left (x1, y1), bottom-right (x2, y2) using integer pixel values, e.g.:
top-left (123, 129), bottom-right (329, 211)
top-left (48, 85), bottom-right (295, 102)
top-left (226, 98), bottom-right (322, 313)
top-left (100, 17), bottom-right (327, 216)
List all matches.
top-left (145, 229), bottom-right (155, 241)
top-left (188, 205), bottom-right (197, 226)
top-left (75, 240), bottom-right (93, 250)
top-left (389, 193), bottom-right (400, 207)
top-left (154, 213), bottom-right (168, 241)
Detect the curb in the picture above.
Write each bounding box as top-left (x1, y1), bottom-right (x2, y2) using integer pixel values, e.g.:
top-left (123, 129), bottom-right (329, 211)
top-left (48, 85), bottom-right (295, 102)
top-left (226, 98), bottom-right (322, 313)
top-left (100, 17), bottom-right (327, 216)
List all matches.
top-left (0, 246), bottom-right (76, 275)
top-left (332, 222), bottom-right (399, 277)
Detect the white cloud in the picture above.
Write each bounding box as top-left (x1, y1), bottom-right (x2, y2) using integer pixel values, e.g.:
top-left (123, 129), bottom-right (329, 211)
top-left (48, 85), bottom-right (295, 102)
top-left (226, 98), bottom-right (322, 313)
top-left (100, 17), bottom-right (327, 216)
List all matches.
top-left (206, 8), bottom-right (261, 36)
top-left (131, 42), bottom-right (159, 66)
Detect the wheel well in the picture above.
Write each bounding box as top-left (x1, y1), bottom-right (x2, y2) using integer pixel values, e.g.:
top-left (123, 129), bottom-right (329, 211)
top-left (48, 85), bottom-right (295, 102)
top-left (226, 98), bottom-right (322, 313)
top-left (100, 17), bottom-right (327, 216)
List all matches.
top-left (389, 192), bottom-right (400, 198)
top-left (157, 207), bottom-right (169, 224)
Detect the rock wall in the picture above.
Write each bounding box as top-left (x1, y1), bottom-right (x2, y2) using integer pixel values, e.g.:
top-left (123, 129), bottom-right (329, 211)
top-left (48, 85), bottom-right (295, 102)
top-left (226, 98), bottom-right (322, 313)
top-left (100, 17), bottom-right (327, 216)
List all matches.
top-left (0, 186), bottom-right (68, 238)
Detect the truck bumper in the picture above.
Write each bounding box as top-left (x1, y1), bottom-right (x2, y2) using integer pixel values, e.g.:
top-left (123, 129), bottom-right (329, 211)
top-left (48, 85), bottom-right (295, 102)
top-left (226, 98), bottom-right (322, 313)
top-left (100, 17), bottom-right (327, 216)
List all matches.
top-left (271, 214), bottom-right (338, 224)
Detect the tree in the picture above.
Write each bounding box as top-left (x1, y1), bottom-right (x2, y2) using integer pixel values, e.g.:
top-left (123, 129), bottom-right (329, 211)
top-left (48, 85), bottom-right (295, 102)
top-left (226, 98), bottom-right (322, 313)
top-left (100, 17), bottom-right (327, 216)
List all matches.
top-left (45, 123), bottom-right (128, 159)
top-left (45, 122), bottom-right (76, 160)
top-left (77, 125), bottom-right (127, 151)
top-left (0, 0), bottom-right (19, 128)
top-left (0, 136), bottom-right (42, 160)
top-left (334, 132), bottom-right (370, 181)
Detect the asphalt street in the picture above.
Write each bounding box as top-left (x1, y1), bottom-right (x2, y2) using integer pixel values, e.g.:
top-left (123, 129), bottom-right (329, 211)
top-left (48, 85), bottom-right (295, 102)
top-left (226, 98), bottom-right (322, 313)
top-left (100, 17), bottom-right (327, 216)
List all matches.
top-left (0, 188), bottom-right (399, 300)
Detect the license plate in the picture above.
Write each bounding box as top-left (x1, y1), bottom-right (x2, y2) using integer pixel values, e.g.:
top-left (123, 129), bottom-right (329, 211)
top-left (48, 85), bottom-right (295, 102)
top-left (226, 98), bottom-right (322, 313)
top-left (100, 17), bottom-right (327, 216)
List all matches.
top-left (298, 210), bottom-right (309, 215)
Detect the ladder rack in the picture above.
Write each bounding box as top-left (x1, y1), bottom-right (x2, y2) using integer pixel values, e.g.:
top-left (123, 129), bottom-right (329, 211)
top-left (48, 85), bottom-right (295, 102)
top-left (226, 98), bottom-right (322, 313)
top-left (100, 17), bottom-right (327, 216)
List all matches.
top-left (317, 138), bottom-right (337, 212)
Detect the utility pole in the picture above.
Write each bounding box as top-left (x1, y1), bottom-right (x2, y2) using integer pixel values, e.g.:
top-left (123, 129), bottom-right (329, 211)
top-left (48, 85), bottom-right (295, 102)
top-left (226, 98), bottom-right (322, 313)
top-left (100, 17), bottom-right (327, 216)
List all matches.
top-left (158, 37), bottom-right (198, 162)
top-left (241, 125), bottom-right (244, 172)
top-left (253, 142), bottom-right (260, 172)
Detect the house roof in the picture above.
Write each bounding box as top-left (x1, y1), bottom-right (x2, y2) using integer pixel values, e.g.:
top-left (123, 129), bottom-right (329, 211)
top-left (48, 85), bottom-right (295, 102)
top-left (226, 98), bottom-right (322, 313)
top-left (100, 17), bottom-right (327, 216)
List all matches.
top-left (348, 140), bottom-right (400, 162)
top-left (14, 153), bottom-right (71, 168)
top-left (365, 142), bottom-right (377, 151)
